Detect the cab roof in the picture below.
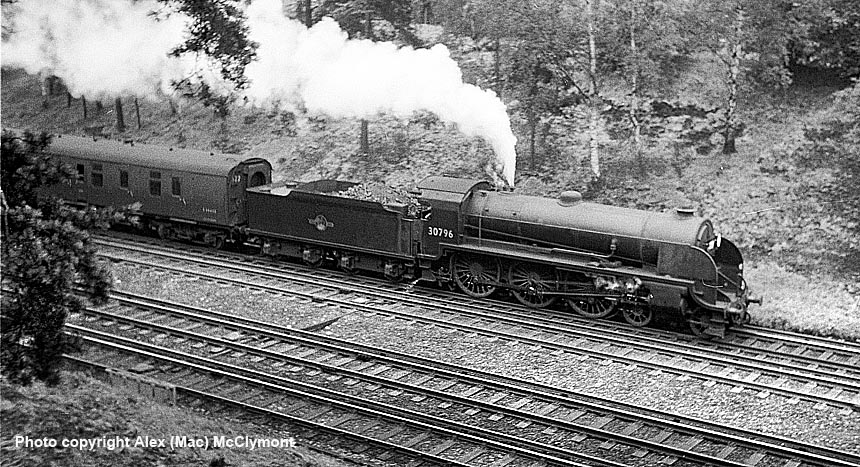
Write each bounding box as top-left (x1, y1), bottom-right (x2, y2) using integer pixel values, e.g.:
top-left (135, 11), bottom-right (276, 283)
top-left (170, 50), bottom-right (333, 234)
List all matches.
top-left (416, 176), bottom-right (493, 205)
top-left (417, 176), bottom-right (492, 194)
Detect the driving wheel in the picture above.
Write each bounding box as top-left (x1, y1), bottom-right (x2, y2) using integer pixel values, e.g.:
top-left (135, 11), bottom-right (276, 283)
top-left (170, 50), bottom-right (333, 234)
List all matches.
top-left (452, 254), bottom-right (500, 298)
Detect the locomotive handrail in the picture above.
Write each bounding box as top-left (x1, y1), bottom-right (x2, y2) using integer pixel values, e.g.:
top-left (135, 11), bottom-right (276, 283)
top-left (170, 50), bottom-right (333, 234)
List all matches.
top-left (717, 270), bottom-right (742, 290)
top-left (464, 222), bottom-right (624, 262)
top-left (464, 213), bottom-right (702, 247)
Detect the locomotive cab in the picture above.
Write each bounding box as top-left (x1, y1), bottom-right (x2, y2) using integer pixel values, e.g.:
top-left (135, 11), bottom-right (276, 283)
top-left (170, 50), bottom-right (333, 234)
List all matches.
top-left (415, 176), bottom-right (492, 257)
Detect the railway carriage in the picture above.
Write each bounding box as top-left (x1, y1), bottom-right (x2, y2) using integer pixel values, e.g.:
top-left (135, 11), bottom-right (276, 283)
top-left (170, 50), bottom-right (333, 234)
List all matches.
top-left (40, 134), bottom-right (272, 247)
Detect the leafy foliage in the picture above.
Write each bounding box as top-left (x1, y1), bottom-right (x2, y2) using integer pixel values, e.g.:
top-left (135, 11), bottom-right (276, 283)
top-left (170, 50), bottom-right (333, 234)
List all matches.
top-left (790, 0), bottom-right (860, 78)
top-left (159, 0), bottom-right (258, 116)
top-left (599, 0), bottom-right (690, 90)
top-left (323, 0), bottom-right (415, 42)
top-left (162, 0), bottom-right (257, 88)
top-left (0, 132), bottom-right (67, 207)
top-left (1, 131), bottom-right (113, 385)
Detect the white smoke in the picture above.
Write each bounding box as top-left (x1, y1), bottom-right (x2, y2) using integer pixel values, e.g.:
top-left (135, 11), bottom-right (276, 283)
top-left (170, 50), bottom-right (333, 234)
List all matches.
top-left (1, 0), bottom-right (188, 98)
top-left (1, 0), bottom-right (517, 186)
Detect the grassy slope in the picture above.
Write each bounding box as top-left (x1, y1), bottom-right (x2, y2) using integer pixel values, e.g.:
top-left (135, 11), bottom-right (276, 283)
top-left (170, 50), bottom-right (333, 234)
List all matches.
top-left (2, 60), bottom-right (858, 340)
top-left (0, 372), bottom-right (344, 467)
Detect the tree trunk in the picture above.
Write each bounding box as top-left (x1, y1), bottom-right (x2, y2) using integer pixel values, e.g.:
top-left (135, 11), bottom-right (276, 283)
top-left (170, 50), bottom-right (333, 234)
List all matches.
top-left (114, 97), bottom-right (125, 133)
top-left (95, 101), bottom-right (103, 112)
top-left (40, 72), bottom-right (50, 108)
top-left (422, 1), bottom-right (432, 23)
top-left (586, 0), bottom-right (601, 180)
top-left (134, 97), bottom-right (142, 130)
top-left (82, 96), bottom-right (88, 119)
top-left (528, 106), bottom-right (537, 170)
top-left (304, 0), bottom-right (312, 27)
top-left (493, 37), bottom-right (502, 97)
top-left (360, 120), bottom-right (370, 154)
top-left (723, 4), bottom-right (743, 155)
top-left (528, 66), bottom-right (538, 170)
top-left (629, 0), bottom-right (642, 167)
top-left (539, 120), bottom-right (551, 163)
top-left (66, 92), bottom-right (72, 108)
top-left (358, 11), bottom-right (372, 155)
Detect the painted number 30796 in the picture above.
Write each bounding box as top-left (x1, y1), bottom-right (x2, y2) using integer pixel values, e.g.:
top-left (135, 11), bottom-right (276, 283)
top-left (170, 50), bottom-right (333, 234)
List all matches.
top-left (427, 226), bottom-right (455, 239)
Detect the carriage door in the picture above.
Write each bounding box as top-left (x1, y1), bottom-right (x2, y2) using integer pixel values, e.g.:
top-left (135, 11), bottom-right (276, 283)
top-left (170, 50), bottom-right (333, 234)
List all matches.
top-left (228, 168), bottom-right (244, 225)
top-left (230, 162), bottom-right (271, 225)
top-left (74, 162), bottom-right (87, 203)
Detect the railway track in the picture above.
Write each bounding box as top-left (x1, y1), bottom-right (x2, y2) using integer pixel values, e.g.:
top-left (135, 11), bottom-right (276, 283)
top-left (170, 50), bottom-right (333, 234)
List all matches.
top-left (68, 290), bottom-right (860, 467)
top-left (68, 336), bottom-right (532, 467)
top-left (96, 235), bottom-right (860, 412)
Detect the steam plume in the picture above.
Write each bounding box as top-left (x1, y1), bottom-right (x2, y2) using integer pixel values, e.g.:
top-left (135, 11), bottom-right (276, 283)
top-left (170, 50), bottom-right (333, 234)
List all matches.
top-left (1, 0), bottom-right (517, 186)
top-left (1, 0), bottom-right (187, 98)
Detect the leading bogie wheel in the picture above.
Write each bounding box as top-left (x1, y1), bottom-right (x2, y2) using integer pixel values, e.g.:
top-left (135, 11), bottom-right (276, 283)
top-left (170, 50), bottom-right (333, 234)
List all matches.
top-left (622, 305), bottom-right (652, 327)
top-left (567, 297), bottom-right (616, 319)
top-left (688, 307), bottom-right (711, 337)
top-left (452, 254), bottom-right (500, 298)
top-left (508, 263), bottom-right (557, 308)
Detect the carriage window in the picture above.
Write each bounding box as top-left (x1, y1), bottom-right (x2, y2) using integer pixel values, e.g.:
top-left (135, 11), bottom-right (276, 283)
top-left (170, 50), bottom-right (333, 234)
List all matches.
top-left (76, 164), bottom-right (85, 184)
top-left (120, 170), bottom-right (129, 188)
top-left (171, 177), bottom-right (181, 196)
top-left (91, 163), bottom-right (103, 187)
top-left (149, 171), bottom-right (161, 196)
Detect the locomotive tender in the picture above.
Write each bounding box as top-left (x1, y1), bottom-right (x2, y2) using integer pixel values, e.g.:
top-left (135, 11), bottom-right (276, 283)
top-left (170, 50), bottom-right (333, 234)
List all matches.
top-left (35, 132), bottom-right (758, 337)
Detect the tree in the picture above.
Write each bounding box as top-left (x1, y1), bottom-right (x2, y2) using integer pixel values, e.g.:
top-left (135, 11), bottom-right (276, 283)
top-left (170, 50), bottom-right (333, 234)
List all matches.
top-left (160, 0), bottom-right (259, 117)
top-left (584, 0), bottom-right (601, 178)
top-left (322, 0), bottom-right (415, 43)
top-left (684, 0), bottom-right (796, 154)
top-left (600, 0), bottom-right (688, 163)
top-left (504, 3), bottom-right (574, 169)
top-left (1, 131), bottom-right (113, 385)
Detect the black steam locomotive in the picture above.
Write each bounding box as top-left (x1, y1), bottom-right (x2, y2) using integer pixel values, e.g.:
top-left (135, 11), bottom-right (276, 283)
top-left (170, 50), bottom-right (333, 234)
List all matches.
top-left (36, 132), bottom-right (759, 337)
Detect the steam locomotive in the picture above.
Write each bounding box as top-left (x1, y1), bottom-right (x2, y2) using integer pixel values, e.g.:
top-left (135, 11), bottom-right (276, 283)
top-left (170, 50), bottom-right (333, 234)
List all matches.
top-left (35, 132), bottom-right (759, 337)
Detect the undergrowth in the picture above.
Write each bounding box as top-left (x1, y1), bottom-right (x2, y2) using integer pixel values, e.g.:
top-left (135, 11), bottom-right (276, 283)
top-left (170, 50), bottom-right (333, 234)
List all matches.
top-left (0, 371), bottom-right (340, 467)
